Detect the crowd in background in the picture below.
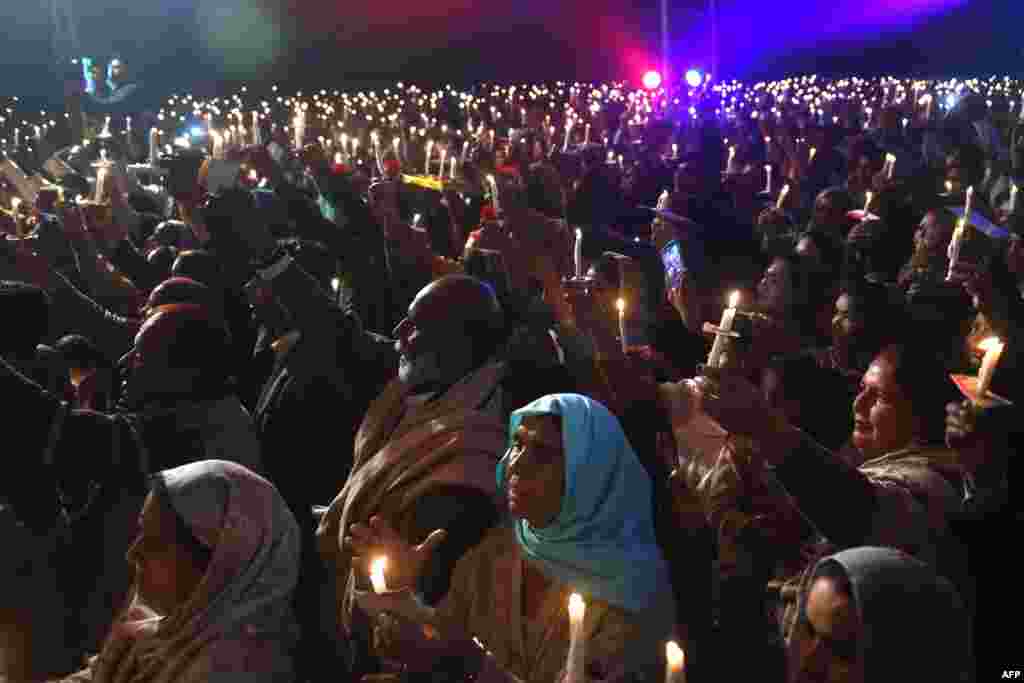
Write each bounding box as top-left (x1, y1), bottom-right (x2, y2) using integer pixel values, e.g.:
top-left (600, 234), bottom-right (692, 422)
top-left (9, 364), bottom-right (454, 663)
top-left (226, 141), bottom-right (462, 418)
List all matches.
top-left (0, 65), bottom-right (1018, 683)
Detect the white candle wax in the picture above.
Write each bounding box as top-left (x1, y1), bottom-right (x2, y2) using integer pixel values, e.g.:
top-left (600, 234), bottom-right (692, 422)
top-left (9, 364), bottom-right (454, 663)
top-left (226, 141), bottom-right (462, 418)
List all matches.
top-left (425, 140), bottom-right (434, 175)
top-left (863, 191), bottom-right (873, 214)
top-left (764, 165), bottom-right (773, 194)
top-left (394, 137), bottom-right (402, 160)
top-left (617, 299), bottom-right (627, 353)
top-left (370, 557), bottom-right (388, 594)
top-left (946, 218), bottom-right (966, 281)
top-left (976, 337), bottom-right (1005, 401)
top-left (566, 594), bottom-right (587, 683)
top-left (666, 641), bottom-right (686, 683)
top-left (252, 111), bottom-right (261, 145)
top-left (563, 122), bottom-right (573, 152)
top-left (584, 124), bottom-right (591, 145)
top-left (439, 149), bottom-right (447, 179)
top-left (211, 131), bottom-right (224, 160)
top-left (809, 146), bottom-right (817, 163)
top-left (726, 146), bottom-right (736, 173)
top-left (963, 185), bottom-right (974, 222)
top-left (886, 153), bottom-right (896, 180)
top-left (1011, 184), bottom-right (1019, 214)
top-left (776, 183), bottom-right (790, 210)
top-left (461, 140), bottom-right (470, 162)
top-left (707, 291), bottom-right (740, 368)
top-left (574, 228), bottom-right (583, 279)
top-left (449, 156), bottom-right (457, 180)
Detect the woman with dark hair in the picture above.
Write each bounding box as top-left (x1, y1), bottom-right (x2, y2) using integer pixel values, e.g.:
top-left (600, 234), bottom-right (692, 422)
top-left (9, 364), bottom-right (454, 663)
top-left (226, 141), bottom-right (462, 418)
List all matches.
top-left (694, 337), bottom-right (968, 644)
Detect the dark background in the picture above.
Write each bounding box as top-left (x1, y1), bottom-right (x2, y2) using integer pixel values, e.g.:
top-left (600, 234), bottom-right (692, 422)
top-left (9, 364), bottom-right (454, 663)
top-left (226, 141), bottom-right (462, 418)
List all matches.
top-left (3, 0), bottom-right (1022, 103)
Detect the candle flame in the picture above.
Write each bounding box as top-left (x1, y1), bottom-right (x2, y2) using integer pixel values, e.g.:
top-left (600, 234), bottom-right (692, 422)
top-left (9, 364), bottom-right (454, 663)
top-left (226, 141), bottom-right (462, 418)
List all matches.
top-left (370, 556), bottom-right (388, 593)
top-left (728, 291), bottom-right (740, 308)
top-left (616, 298), bottom-right (625, 314)
top-left (978, 337), bottom-right (1004, 353)
top-left (666, 641), bottom-right (685, 671)
top-left (886, 153), bottom-right (896, 164)
top-left (945, 180), bottom-right (953, 194)
top-left (568, 593), bottom-right (586, 622)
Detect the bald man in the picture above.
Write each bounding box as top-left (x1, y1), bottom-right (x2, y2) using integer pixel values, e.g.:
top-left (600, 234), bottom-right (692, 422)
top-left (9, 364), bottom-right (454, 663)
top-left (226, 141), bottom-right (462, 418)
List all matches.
top-left (317, 274), bottom-right (511, 679)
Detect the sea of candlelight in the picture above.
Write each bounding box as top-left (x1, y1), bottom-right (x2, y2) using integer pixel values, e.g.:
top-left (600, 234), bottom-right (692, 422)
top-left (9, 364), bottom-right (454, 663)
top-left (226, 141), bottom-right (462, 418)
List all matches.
top-left (1, 74), bottom-right (1022, 168)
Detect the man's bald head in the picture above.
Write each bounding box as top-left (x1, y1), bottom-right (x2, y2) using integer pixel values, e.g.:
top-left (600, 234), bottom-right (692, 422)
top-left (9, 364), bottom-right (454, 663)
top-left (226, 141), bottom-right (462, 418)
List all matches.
top-left (394, 275), bottom-right (506, 390)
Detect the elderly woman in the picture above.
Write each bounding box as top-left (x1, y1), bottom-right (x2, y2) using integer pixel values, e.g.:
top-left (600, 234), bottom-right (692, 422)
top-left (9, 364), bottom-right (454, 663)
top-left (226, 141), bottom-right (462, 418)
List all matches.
top-left (54, 459), bottom-right (301, 682)
top-left (790, 547), bottom-right (968, 683)
top-left (349, 394), bottom-right (675, 683)
top-left (690, 339), bottom-right (968, 641)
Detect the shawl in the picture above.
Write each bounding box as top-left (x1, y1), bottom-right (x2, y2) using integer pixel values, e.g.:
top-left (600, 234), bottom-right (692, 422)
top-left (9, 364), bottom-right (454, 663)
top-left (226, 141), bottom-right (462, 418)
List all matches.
top-left (83, 459), bottom-right (300, 683)
top-left (316, 361), bottom-right (507, 633)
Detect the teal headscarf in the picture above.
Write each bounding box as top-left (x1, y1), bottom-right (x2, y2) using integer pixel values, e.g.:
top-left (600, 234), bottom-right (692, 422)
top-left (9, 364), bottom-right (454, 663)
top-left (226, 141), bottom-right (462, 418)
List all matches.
top-left (496, 394), bottom-right (674, 630)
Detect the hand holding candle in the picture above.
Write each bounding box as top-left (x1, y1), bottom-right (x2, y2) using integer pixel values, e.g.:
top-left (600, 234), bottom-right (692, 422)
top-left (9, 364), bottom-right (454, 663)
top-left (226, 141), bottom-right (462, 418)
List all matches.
top-left (885, 153), bottom-right (896, 180)
top-left (863, 190), bottom-right (873, 214)
top-left (776, 183), bottom-right (790, 210)
top-left (616, 298), bottom-right (627, 353)
top-left (707, 291), bottom-right (740, 368)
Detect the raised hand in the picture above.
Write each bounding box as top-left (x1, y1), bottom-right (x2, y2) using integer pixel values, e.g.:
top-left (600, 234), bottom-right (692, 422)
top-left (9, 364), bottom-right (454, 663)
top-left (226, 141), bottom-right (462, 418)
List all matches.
top-left (345, 515), bottom-right (447, 591)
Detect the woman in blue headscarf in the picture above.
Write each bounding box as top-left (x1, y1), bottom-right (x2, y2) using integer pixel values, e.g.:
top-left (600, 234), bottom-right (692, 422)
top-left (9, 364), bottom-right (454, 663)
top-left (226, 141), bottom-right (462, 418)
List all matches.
top-left (351, 394), bottom-right (676, 683)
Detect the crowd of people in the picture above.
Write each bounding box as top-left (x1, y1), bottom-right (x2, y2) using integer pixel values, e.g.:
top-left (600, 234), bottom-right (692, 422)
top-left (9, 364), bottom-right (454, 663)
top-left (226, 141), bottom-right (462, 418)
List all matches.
top-left (0, 68), bottom-right (1018, 683)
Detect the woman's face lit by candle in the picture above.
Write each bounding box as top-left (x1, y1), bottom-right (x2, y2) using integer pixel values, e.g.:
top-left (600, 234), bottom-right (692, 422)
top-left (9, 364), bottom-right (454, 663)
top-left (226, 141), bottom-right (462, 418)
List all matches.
top-left (504, 414), bottom-right (565, 529)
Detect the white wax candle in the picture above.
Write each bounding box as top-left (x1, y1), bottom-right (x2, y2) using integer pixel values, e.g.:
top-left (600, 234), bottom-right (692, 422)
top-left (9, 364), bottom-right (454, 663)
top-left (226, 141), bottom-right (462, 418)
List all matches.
top-left (666, 641), bottom-right (686, 683)
top-left (211, 131), bottom-right (224, 160)
top-left (976, 337), bottom-right (1005, 401)
top-left (946, 218), bottom-right (966, 281)
top-left (566, 594), bottom-right (587, 683)
top-left (487, 174), bottom-right (500, 213)
top-left (489, 130), bottom-right (496, 149)
top-left (863, 191), bottom-right (873, 214)
top-left (370, 557), bottom-right (388, 594)
top-left (449, 155), bottom-right (457, 180)
top-left (617, 299), bottom-right (627, 353)
top-left (963, 185), bottom-right (974, 222)
top-left (886, 153), bottom-right (896, 180)
top-left (584, 124), bottom-right (591, 145)
top-left (574, 228), bottom-right (583, 279)
top-left (461, 140), bottom-right (470, 162)
top-left (776, 183), bottom-right (790, 210)
top-left (424, 140), bottom-right (434, 174)
top-left (764, 136), bottom-right (771, 158)
top-left (563, 121), bottom-right (573, 152)
top-left (253, 111), bottom-right (261, 145)
top-left (809, 146), bottom-right (817, 164)
top-left (34, 126), bottom-right (41, 142)
top-left (764, 165), bottom-right (773, 194)
top-left (707, 292), bottom-right (740, 368)
top-left (439, 149), bottom-right (447, 178)
top-left (14, 128), bottom-right (19, 149)
top-left (394, 137), bottom-right (402, 160)
top-left (1011, 184), bottom-right (1019, 214)
top-left (618, 154), bottom-right (624, 170)
top-left (726, 146), bottom-right (736, 172)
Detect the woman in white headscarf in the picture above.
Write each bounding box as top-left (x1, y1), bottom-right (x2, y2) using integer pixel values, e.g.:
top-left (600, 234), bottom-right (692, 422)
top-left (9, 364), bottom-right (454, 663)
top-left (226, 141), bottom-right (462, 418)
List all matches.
top-left (54, 460), bottom-right (301, 683)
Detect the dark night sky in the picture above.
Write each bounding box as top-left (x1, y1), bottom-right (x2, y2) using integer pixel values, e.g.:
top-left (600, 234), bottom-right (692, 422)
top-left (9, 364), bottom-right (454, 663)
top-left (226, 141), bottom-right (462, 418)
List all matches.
top-left (2, 0), bottom-right (1021, 100)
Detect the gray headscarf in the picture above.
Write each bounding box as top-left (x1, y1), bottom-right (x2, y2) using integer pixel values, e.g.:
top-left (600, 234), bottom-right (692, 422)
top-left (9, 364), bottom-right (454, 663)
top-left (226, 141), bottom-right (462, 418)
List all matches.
top-left (805, 547), bottom-right (969, 683)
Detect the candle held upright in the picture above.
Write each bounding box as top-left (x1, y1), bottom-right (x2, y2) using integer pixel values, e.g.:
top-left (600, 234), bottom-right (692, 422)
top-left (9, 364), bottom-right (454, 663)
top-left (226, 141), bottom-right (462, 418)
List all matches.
top-left (665, 641), bottom-right (685, 683)
top-left (566, 593), bottom-right (587, 683)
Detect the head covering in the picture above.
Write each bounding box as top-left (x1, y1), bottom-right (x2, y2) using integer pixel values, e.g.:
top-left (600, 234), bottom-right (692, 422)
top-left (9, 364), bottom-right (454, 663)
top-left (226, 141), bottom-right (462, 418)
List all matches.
top-left (496, 394), bottom-right (674, 629)
top-left (93, 460), bottom-right (301, 683)
top-left (804, 547), bottom-right (968, 683)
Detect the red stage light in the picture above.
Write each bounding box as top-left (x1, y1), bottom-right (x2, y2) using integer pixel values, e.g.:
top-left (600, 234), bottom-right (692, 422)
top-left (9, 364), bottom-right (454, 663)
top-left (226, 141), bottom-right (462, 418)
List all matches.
top-left (642, 71), bottom-right (662, 90)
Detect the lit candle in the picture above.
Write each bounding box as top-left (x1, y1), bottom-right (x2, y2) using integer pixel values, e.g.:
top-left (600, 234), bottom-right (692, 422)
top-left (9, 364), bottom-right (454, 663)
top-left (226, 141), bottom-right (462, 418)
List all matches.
top-left (963, 185), bottom-right (974, 221)
top-left (776, 183), bottom-right (790, 210)
top-left (707, 291), bottom-right (740, 368)
top-left (252, 111), bottom-right (261, 145)
top-left (764, 136), bottom-right (772, 158)
top-left (809, 146), bottom-right (817, 164)
top-left (665, 641), bottom-right (685, 683)
top-left (617, 298), bottom-right (627, 353)
top-left (976, 337), bottom-right (1005, 402)
top-left (393, 137), bottom-right (402, 160)
top-left (370, 557), bottom-right (388, 594)
top-left (1011, 184), bottom-right (1019, 214)
top-left (946, 217), bottom-right (967, 281)
top-left (574, 228), bottom-right (583, 279)
top-left (563, 121), bottom-right (574, 152)
top-left (618, 154), bottom-right (624, 170)
top-left (672, 143), bottom-right (679, 159)
top-left (424, 140), bottom-right (434, 174)
top-left (607, 150), bottom-right (615, 165)
top-left (487, 174), bottom-right (500, 214)
top-left (725, 146), bottom-right (736, 173)
top-left (566, 594), bottom-right (587, 683)
top-left (211, 131), bottom-right (224, 160)
top-left (945, 180), bottom-right (953, 195)
top-left (863, 191), bottom-right (873, 214)
top-left (489, 129), bottom-right (496, 149)
top-left (449, 155), bottom-right (457, 180)
top-left (125, 116), bottom-right (132, 134)
top-left (764, 164), bottom-right (773, 194)
top-left (13, 128), bottom-right (19, 149)
top-left (584, 123), bottom-right (591, 145)
top-left (100, 116), bottom-right (112, 139)
top-left (439, 148), bottom-right (447, 179)
top-left (461, 140), bottom-right (470, 162)
top-left (885, 153), bottom-right (896, 180)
